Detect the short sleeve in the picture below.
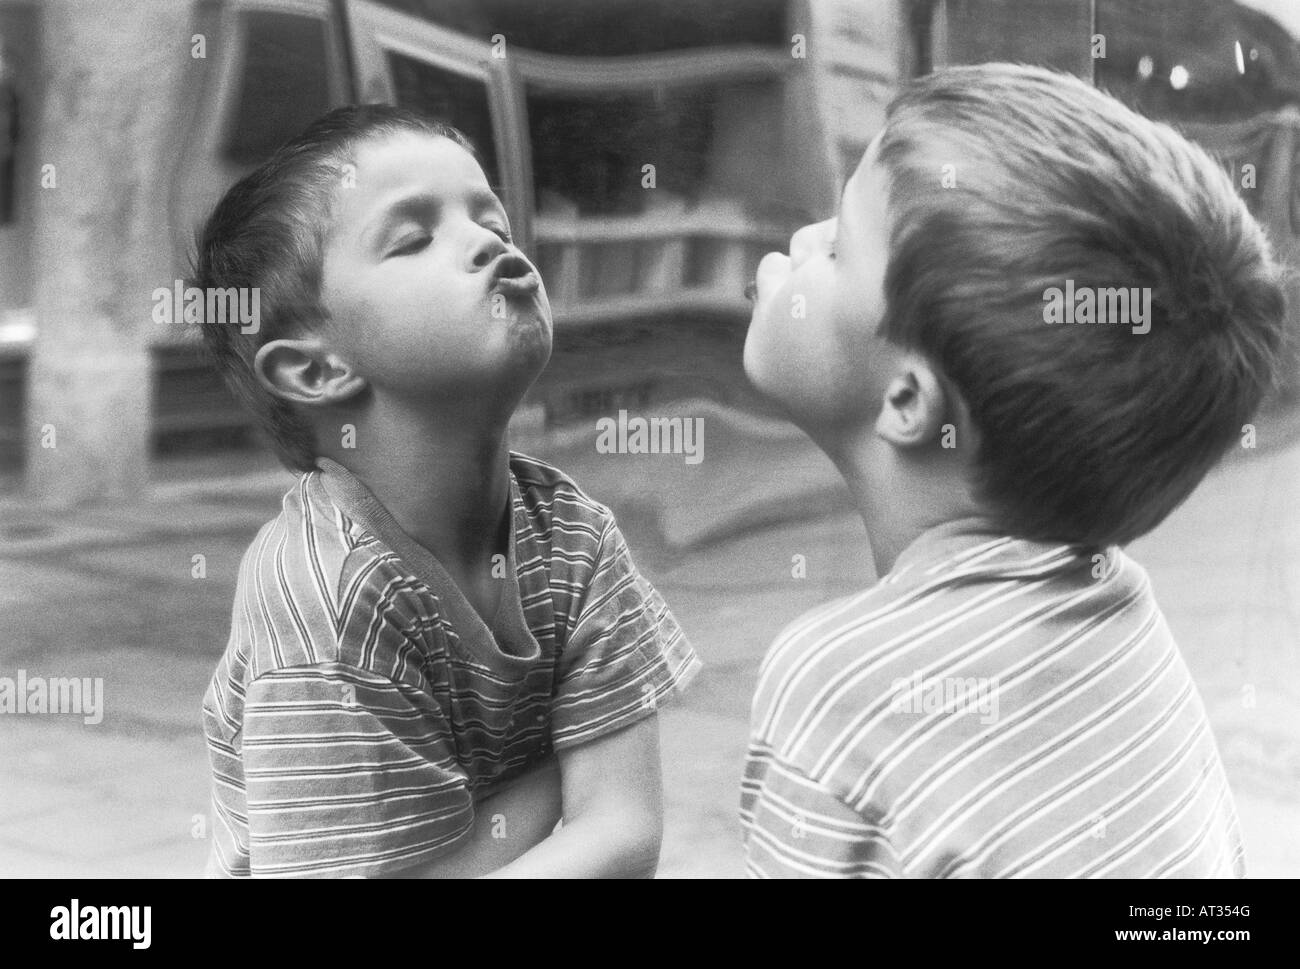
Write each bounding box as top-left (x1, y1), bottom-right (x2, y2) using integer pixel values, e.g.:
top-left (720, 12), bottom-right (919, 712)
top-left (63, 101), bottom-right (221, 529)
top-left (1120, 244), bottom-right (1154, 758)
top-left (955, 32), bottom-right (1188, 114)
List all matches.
top-left (550, 518), bottom-right (701, 750)
top-left (241, 662), bottom-right (473, 877)
top-left (741, 752), bottom-right (901, 878)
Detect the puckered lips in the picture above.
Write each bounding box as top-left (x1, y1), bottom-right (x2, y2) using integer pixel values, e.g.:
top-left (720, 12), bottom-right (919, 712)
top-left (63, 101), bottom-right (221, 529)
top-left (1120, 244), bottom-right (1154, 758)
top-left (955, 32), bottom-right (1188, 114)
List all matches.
top-left (489, 252), bottom-right (541, 298)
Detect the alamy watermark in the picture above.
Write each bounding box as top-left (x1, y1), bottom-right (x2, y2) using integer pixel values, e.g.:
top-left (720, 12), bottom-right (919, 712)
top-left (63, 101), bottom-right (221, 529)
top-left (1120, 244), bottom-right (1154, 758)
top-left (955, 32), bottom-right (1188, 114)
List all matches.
top-left (0, 670), bottom-right (103, 725)
top-left (595, 409), bottom-right (704, 465)
top-left (889, 672), bottom-right (1000, 725)
top-left (50, 900), bottom-right (150, 949)
top-left (1042, 280), bottom-right (1151, 335)
top-left (152, 279), bottom-right (260, 333)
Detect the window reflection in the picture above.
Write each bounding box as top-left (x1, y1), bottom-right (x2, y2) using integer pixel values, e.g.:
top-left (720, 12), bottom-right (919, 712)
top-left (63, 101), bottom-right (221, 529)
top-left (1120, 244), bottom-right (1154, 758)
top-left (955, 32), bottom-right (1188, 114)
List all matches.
top-left (1096, 0), bottom-right (1300, 122)
top-left (387, 52), bottom-right (500, 190)
top-left (224, 11), bottom-right (334, 165)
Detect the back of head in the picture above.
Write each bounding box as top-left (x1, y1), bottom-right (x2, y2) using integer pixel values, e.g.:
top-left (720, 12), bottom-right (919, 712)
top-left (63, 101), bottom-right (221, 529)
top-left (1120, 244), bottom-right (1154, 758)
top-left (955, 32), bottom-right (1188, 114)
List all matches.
top-left (190, 104), bottom-right (470, 471)
top-left (877, 63), bottom-right (1289, 547)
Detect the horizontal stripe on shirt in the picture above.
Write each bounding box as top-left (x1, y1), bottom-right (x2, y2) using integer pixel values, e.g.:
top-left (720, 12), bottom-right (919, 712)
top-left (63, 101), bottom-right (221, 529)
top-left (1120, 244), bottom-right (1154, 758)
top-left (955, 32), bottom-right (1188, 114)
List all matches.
top-left (741, 518), bottom-right (1244, 879)
top-left (203, 452), bottom-right (699, 877)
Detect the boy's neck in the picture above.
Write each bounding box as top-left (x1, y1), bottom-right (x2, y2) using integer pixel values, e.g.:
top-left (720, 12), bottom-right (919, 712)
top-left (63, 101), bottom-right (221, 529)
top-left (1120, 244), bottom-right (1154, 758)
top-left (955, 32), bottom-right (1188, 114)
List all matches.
top-left (825, 428), bottom-right (985, 579)
top-left (315, 396), bottom-right (513, 575)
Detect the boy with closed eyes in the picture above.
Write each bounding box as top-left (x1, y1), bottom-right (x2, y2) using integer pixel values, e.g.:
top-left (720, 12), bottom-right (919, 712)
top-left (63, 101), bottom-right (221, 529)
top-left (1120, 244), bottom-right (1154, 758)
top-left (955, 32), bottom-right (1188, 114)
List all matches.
top-left (196, 105), bottom-right (699, 878)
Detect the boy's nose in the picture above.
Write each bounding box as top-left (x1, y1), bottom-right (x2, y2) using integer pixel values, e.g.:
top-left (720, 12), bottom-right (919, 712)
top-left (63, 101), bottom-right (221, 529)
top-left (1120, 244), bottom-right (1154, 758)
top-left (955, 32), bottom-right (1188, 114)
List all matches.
top-left (468, 227), bottom-right (509, 272)
top-left (789, 218), bottom-right (834, 266)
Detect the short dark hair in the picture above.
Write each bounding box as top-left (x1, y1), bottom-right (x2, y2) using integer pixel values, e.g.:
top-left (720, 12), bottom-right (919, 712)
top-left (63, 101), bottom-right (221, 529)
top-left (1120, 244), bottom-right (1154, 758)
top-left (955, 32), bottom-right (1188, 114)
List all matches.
top-left (191, 104), bottom-right (472, 471)
top-left (876, 64), bottom-right (1289, 547)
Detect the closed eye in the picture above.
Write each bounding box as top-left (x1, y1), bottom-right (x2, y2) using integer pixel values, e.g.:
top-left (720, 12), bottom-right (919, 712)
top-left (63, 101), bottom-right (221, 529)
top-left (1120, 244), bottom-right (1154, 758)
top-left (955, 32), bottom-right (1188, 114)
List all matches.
top-left (388, 233), bottom-right (430, 257)
top-left (485, 223), bottom-right (513, 244)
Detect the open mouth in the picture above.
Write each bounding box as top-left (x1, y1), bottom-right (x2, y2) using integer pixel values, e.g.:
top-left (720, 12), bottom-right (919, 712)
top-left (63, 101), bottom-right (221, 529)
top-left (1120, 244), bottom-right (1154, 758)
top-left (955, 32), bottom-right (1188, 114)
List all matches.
top-left (490, 253), bottom-right (540, 298)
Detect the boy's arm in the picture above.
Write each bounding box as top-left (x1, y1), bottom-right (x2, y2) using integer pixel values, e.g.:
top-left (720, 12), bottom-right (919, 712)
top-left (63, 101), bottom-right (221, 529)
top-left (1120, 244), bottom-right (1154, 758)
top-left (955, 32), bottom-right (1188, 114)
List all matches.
top-left (485, 714), bottom-right (663, 879)
top-left (397, 755), bottom-right (563, 878)
top-left (468, 510), bottom-right (688, 878)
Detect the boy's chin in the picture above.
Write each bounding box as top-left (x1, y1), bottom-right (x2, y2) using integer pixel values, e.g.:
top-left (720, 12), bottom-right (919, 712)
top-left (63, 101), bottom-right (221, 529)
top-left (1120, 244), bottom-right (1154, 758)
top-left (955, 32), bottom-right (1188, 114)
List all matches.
top-left (489, 341), bottom-right (551, 409)
top-left (507, 324), bottom-right (552, 376)
top-left (743, 334), bottom-right (796, 410)
top-left (501, 302), bottom-right (551, 351)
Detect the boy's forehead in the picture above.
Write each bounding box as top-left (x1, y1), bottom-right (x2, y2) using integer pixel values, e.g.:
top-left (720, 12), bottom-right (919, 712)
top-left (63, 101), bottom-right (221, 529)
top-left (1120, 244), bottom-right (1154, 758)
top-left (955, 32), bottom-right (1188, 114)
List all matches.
top-left (841, 133), bottom-right (890, 235)
top-left (356, 131), bottom-right (485, 190)
top-left (332, 133), bottom-right (492, 228)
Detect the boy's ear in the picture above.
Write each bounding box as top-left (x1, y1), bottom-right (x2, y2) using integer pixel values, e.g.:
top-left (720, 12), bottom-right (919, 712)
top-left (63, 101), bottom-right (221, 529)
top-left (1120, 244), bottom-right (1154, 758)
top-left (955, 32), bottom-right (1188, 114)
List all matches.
top-left (253, 337), bottom-right (367, 407)
top-left (875, 353), bottom-right (948, 449)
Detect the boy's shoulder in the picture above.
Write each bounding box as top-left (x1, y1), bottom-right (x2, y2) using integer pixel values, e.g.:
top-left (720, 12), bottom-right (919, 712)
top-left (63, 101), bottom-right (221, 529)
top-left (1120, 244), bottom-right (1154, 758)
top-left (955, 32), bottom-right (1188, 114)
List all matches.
top-left (750, 580), bottom-right (910, 763)
top-left (228, 471), bottom-right (420, 675)
top-left (509, 449), bottom-right (603, 502)
top-left (508, 450), bottom-right (618, 539)
top-left (750, 526), bottom-right (1130, 782)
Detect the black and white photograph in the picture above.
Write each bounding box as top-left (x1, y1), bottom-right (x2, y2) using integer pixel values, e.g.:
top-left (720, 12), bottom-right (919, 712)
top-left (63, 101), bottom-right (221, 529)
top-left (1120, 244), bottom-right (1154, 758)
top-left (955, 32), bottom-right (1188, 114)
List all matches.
top-left (0, 0), bottom-right (1296, 912)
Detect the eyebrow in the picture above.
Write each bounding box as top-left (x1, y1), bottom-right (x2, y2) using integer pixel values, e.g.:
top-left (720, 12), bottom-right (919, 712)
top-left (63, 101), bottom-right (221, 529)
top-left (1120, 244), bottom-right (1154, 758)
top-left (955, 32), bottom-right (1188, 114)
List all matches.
top-left (363, 188), bottom-right (507, 251)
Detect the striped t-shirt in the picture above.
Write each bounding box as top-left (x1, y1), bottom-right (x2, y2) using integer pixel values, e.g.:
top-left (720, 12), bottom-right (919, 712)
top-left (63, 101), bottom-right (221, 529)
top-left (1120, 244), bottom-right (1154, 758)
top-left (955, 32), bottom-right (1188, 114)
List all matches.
top-left (741, 518), bottom-right (1244, 878)
top-left (202, 452), bottom-right (699, 877)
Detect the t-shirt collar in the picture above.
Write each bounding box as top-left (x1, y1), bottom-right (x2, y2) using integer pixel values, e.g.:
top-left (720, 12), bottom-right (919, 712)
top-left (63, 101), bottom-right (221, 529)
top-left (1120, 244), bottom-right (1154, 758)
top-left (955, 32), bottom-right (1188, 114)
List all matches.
top-left (313, 457), bottom-right (540, 664)
top-left (886, 515), bottom-right (1098, 585)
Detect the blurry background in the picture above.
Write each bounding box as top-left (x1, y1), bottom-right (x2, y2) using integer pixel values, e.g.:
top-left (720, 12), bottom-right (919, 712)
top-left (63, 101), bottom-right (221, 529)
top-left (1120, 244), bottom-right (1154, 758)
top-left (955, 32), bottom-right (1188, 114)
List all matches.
top-left (0, 0), bottom-right (1297, 877)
